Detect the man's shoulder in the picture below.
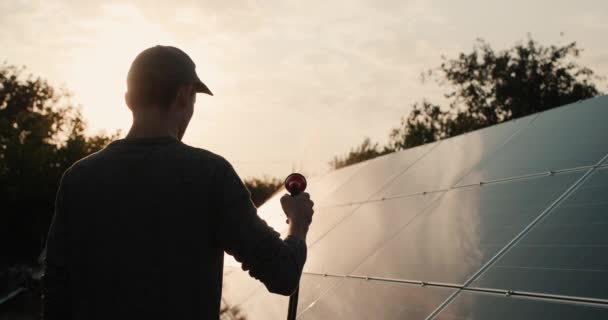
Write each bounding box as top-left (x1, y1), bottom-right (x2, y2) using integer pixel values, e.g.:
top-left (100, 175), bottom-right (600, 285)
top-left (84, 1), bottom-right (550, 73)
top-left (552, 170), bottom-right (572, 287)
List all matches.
top-left (179, 144), bottom-right (242, 182)
top-left (179, 143), bottom-right (231, 169)
top-left (63, 141), bottom-right (233, 180)
top-left (64, 143), bottom-right (232, 180)
top-left (62, 148), bottom-right (106, 179)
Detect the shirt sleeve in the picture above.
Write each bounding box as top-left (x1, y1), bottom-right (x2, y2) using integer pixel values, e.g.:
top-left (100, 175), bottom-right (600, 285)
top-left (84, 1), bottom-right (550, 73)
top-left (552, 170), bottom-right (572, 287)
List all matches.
top-left (213, 159), bottom-right (307, 296)
top-left (42, 172), bottom-right (72, 320)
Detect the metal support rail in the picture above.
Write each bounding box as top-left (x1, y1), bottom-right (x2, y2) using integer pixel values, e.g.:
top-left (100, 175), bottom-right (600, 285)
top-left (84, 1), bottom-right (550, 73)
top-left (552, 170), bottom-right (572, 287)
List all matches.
top-left (302, 271), bottom-right (608, 308)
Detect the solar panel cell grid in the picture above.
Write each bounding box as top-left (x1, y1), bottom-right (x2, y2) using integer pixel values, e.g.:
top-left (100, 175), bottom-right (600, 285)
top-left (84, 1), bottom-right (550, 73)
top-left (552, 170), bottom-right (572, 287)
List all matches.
top-left (225, 161), bottom-right (370, 267)
top-left (255, 160), bottom-right (368, 233)
top-left (434, 291), bottom-right (608, 320)
top-left (303, 193), bottom-right (440, 275)
top-left (306, 160), bottom-right (370, 201)
top-left (375, 114), bottom-right (531, 198)
top-left (353, 171), bottom-right (583, 284)
top-left (234, 274), bottom-right (341, 320)
top-left (458, 96), bottom-right (608, 185)
top-left (222, 266), bottom-right (264, 307)
top-left (297, 277), bottom-right (455, 320)
top-left (221, 96), bottom-right (608, 319)
top-left (291, 205), bottom-right (362, 245)
top-left (471, 168), bottom-right (608, 300)
top-left (316, 142), bottom-right (435, 207)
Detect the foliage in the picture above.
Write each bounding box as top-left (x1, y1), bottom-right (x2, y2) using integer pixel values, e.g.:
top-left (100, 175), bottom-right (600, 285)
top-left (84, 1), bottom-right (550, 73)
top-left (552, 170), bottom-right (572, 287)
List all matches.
top-left (329, 137), bottom-right (391, 170)
top-left (220, 303), bottom-right (247, 320)
top-left (332, 36), bottom-right (602, 168)
top-left (0, 63), bottom-right (118, 268)
top-left (387, 101), bottom-right (445, 151)
top-left (389, 37), bottom-right (602, 150)
top-left (244, 176), bottom-right (283, 207)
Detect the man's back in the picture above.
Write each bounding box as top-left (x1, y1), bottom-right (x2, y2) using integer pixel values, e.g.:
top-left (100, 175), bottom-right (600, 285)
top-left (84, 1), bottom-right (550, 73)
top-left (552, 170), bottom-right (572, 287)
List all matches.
top-left (43, 136), bottom-right (307, 319)
top-left (43, 46), bottom-right (313, 320)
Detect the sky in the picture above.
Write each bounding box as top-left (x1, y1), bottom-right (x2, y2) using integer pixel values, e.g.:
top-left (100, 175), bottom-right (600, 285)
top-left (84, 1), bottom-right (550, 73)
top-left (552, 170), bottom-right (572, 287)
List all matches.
top-left (1, 0), bottom-right (607, 179)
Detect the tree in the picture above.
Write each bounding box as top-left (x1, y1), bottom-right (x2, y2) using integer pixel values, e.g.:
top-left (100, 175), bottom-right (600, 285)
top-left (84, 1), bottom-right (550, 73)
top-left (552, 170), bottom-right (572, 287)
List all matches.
top-left (389, 37), bottom-right (602, 150)
top-left (330, 137), bottom-right (391, 170)
top-left (244, 176), bottom-right (283, 207)
top-left (332, 36), bottom-right (603, 167)
top-left (0, 63), bottom-right (118, 269)
top-left (387, 101), bottom-right (444, 151)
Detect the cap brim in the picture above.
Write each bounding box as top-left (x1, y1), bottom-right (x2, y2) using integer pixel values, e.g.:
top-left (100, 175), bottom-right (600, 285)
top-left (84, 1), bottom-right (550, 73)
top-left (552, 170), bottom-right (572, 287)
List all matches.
top-left (194, 80), bottom-right (213, 96)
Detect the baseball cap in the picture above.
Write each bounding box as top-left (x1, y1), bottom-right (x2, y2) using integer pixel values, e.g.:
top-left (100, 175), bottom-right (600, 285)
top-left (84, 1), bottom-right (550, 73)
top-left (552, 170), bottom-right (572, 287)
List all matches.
top-left (127, 45), bottom-right (213, 96)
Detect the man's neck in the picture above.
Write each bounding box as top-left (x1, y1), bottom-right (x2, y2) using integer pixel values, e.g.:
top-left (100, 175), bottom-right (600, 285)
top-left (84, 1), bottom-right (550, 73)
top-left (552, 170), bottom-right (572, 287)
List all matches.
top-left (126, 112), bottom-right (179, 140)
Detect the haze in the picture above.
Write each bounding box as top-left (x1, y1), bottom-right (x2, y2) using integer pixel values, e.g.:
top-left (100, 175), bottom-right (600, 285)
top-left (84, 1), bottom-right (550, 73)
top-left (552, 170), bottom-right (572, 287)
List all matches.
top-left (1, 0), bottom-right (606, 178)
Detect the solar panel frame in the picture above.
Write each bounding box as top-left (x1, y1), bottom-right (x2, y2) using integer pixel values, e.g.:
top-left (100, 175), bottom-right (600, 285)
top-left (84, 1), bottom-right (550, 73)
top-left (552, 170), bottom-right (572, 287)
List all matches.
top-left (433, 290), bottom-right (608, 320)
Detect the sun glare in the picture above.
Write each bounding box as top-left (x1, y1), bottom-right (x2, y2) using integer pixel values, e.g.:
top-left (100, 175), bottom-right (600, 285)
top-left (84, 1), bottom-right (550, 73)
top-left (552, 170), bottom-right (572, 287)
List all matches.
top-left (63, 3), bottom-right (178, 136)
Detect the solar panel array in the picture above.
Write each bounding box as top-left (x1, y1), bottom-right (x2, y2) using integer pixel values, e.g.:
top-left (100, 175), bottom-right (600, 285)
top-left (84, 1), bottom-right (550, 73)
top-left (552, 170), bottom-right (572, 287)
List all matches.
top-left (221, 96), bottom-right (608, 319)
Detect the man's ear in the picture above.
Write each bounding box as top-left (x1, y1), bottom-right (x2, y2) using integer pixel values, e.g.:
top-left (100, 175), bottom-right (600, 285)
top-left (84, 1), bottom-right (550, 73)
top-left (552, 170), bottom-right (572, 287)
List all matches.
top-left (176, 85), bottom-right (193, 108)
top-left (125, 92), bottom-right (134, 111)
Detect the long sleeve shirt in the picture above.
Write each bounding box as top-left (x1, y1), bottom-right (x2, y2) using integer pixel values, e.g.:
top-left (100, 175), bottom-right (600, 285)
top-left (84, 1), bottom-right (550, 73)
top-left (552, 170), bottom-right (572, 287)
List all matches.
top-left (42, 136), bottom-right (306, 320)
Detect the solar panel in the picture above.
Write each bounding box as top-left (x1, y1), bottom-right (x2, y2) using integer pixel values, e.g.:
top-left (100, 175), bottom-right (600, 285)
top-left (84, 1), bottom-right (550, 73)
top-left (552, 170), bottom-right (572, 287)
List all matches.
top-left (223, 271), bottom-right (342, 319)
top-left (316, 142), bottom-right (435, 207)
top-left (375, 114), bottom-right (533, 198)
top-left (297, 277), bottom-right (455, 319)
top-left (224, 159), bottom-right (369, 267)
top-left (256, 159), bottom-right (369, 232)
top-left (352, 171), bottom-right (583, 284)
top-left (434, 290), bottom-right (608, 320)
top-left (458, 96), bottom-right (608, 185)
top-left (221, 96), bottom-right (608, 319)
top-left (222, 266), bottom-right (263, 306)
top-left (304, 192), bottom-right (439, 275)
top-left (470, 167), bottom-right (608, 300)
top-left (296, 205), bottom-right (361, 245)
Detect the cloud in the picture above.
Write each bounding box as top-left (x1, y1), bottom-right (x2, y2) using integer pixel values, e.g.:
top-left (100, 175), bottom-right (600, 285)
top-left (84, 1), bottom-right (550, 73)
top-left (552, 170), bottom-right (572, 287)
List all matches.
top-left (3, 0), bottom-right (604, 178)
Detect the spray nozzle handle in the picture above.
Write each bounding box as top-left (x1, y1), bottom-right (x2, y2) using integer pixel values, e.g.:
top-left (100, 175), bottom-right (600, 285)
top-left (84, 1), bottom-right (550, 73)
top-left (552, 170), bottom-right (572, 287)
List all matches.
top-left (284, 173), bottom-right (307, 223)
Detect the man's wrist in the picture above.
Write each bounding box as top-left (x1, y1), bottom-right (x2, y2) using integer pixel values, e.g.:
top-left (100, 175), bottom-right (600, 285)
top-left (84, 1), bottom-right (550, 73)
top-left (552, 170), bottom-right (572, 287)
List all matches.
top-left (287, 223), bottom-right (308, 242)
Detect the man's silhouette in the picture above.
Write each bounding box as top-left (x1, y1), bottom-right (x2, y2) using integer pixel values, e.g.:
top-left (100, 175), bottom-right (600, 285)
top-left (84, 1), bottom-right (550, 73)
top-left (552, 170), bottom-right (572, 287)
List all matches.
top-left (42, 45), bottom-right (314, 319)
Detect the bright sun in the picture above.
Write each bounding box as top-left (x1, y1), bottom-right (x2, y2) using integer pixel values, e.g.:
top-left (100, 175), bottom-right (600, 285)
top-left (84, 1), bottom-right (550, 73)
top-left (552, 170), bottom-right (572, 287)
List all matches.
top-left (63, 3), bottom-right (180, 136)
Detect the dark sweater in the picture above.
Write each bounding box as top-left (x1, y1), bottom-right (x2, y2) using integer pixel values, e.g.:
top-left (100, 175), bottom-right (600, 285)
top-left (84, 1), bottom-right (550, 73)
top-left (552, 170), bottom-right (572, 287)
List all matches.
top-left (42, 136), bottom-right (306, 320)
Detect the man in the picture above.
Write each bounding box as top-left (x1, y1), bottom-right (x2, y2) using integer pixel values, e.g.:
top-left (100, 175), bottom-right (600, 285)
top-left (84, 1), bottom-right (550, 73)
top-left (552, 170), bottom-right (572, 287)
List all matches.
top-left (42, 45), bottom-right (314, 319)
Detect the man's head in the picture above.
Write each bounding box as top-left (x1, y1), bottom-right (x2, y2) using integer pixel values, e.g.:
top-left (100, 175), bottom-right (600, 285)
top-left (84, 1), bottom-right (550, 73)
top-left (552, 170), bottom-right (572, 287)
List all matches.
top-left (125, 45), bottom-right (212, 139)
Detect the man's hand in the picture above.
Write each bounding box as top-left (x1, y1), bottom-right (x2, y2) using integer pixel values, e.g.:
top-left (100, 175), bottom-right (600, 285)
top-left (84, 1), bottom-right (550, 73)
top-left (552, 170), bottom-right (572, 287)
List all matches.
top-left (281, 192), bottom-right (314, 241)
